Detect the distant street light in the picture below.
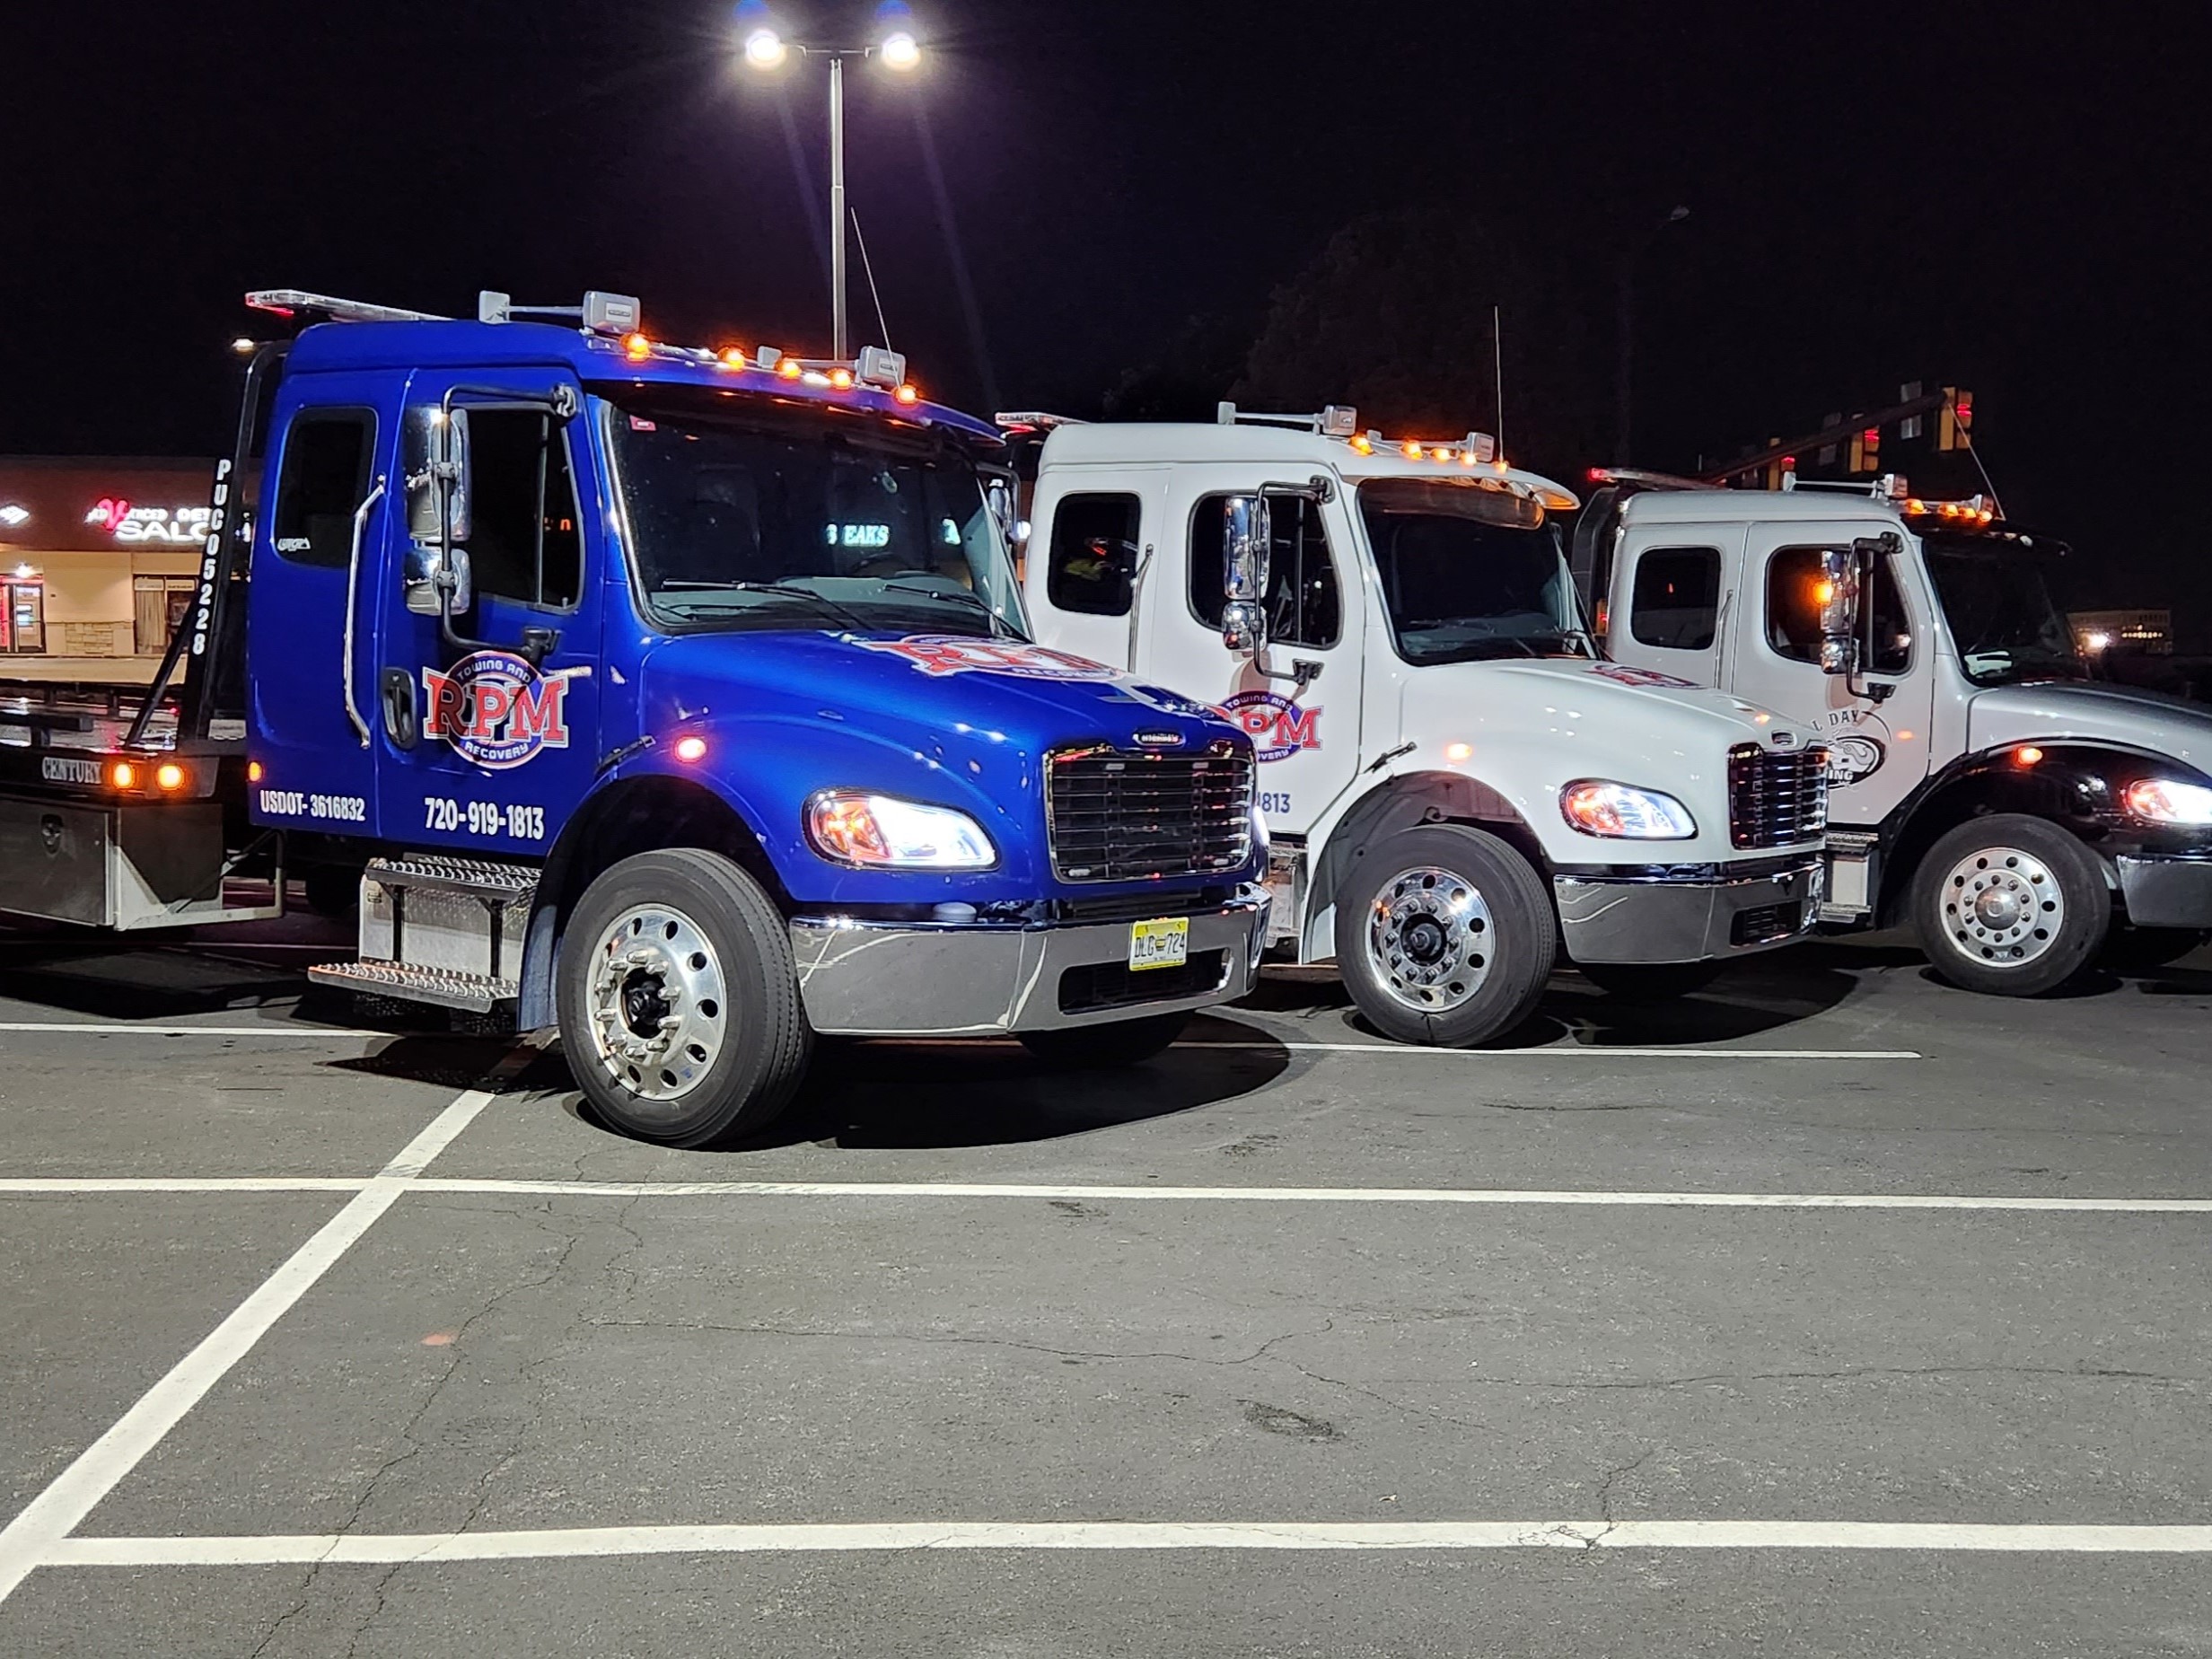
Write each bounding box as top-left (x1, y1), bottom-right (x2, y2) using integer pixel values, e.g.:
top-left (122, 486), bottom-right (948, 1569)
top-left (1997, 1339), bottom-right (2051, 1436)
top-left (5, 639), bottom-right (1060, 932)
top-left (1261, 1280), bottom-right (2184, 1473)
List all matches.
top-left (1614, 204), bottom-right (1690, 465)
top-left (740, 7), bottom-right (924, 360)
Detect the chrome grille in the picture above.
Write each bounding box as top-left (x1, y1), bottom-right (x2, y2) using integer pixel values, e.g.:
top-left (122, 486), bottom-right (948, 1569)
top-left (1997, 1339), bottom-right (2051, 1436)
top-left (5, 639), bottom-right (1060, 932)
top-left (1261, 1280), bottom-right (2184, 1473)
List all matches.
top-left (1046, 743), bottom-right (1254, 883)
top-left (1728, 744), bottom-right (1830, 849)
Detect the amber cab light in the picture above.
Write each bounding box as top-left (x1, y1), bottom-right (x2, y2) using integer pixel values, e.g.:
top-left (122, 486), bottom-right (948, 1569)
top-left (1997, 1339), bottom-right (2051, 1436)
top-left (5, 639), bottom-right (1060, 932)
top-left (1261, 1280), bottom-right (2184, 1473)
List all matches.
top-left (109, 760), bottom-right (136, 789)
top-left (155, 762), bottom-right (187, 791)
top-left (248, 760), bottom-right (264, 783)
top-left (894, 383), bottom-right (920, 406)
top-left (2015, 745), bottom-right (2044, 766)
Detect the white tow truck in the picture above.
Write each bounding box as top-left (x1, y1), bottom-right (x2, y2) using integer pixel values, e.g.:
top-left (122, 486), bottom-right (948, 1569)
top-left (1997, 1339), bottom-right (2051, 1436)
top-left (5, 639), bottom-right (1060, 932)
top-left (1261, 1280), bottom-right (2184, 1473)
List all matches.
top-left (1578, 470), bottom-right (2212, 993)
top-left (1006, 406), bottom-right (1830, 1046)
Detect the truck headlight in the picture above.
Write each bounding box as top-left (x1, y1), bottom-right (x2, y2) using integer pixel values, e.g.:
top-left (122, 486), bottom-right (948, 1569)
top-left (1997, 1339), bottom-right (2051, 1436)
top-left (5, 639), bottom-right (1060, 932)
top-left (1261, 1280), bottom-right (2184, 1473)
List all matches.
top-left (805, 792), bottom-right (997, 869)
top-left (1559, 780), bottom-right (1698, 839)
top-left (2123, 778), bottom-right (2212, 826)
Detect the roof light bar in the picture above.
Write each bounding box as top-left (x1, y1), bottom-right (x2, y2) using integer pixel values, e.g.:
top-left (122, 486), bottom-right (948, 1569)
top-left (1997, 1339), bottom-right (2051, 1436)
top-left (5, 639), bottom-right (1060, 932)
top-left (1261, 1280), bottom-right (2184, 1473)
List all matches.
top-left (244, 290), bottom-right (446, 324)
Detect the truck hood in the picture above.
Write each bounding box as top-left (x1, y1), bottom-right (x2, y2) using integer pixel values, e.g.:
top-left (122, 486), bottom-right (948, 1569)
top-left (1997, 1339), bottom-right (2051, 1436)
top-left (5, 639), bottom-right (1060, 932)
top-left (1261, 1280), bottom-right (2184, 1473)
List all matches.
top-left (1967, 680), bottom-right (2212, 776)
top-left (1430, 658), bottom-right (1804, 749)
top-left (635, 628), bottom-right (1228, 754)
top-left (627, 629), bottom-right (1251, 906)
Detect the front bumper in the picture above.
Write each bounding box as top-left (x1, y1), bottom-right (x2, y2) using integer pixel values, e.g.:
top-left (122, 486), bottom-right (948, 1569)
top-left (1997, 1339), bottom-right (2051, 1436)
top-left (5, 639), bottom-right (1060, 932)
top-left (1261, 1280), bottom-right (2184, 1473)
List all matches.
top-left (2117, 854), bottom-right (2212, 929)
top-left (1555, 856), bottom-right (1823, 965)
top-left (789, 888), bottom-right (1270, 1037)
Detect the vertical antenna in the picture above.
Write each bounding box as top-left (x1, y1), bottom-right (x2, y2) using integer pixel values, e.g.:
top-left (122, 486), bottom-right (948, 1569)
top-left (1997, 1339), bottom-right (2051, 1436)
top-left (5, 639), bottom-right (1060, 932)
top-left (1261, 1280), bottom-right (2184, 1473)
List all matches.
top-left (851, 208), bottom-right (894, 352)
top-left (1492, 305), bottom-right (1506, 454)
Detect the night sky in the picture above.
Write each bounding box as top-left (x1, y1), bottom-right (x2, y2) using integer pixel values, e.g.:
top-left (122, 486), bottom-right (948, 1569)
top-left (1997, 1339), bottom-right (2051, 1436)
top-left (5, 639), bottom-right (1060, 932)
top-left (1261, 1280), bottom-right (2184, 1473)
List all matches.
top-left (9, 2), bottom-right (2205, 638)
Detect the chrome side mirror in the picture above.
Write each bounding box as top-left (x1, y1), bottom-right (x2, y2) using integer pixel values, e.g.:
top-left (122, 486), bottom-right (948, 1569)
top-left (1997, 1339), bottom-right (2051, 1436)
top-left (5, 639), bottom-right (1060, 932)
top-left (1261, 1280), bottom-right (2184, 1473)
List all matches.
top-left (403, 406), bottom-right (472, 545)
top-left (1816, 546), bottom-right (1860, 676)
top-left (404, 543), bottom-right (472, 617)
top-left (1222, 495), bottom-right (1270, 654)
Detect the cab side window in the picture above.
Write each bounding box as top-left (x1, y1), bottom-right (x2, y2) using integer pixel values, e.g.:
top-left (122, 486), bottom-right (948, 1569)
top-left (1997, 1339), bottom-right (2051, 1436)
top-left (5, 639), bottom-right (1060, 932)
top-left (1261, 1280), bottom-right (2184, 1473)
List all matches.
top-left (1768, 545), bottom-right (1911, 673)
top-left (270, 410), bottom-right (375, 567)
top-left (1045, 493), bottom-right (1140, 618)
top-left (1189, 493), bottom-right (1341, 647)
top-left (1629, 546), bottom-right (1721, 650)
top-left (463, 410), bottom-right (584, 610)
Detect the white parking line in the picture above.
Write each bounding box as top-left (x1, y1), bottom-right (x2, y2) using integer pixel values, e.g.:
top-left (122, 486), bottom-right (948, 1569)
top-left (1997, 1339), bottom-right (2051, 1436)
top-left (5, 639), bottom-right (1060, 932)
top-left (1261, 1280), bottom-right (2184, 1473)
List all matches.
top-left (3, 1175), bottom-right (2207, 1212)
top-left (0, 1022), bottom-right (1918, 1058)
top-left (1186, 1043), bottom-right (1924, 1059)
top-left (0, 1044), bottom-right (536, 1611)
top-left (0, 1023), bottom-right (384, 1039)
top-left (43, 1519), bottom-right (2212, 1566)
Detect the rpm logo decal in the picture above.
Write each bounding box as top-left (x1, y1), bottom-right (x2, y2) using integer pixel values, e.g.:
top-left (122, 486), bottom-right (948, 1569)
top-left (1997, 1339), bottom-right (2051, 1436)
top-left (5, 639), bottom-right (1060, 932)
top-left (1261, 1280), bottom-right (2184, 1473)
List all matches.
top-left (1217, 690), bottom-right (1321, 763)
top-left (1588, 663), bottom-right (1699, 689)
top-left (422, 651), bottom-right (576, 770)
top-left (858, 636), bottom-right (1123, 680)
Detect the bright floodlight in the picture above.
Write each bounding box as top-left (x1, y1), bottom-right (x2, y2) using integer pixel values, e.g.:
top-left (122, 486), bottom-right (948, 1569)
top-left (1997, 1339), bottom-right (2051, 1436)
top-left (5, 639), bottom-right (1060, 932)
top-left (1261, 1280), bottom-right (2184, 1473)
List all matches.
top-left (744, 27), bottom-right (787, 67)
top-left (881, 30), bottom-right (920, 69)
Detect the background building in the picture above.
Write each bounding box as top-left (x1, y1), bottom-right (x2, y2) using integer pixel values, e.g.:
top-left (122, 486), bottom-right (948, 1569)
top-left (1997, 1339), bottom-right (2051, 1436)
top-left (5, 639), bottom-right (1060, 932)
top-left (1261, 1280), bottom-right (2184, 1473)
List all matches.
top-left (2069, 609), bottom-right (2174, 656)
top-left (0, 457), bottom-right (215, 681)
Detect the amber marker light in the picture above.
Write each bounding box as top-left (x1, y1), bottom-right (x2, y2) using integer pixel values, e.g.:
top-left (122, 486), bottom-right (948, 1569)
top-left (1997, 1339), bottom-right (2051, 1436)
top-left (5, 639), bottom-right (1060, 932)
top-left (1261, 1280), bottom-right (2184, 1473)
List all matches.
top-left (247, 761), bottom-right (264, 783)
top-left (672, 735), bottom-right (708, 763)
top-left (719, 347), bottom-right (750, 369)
top-left (154, 763), bottom-right (187, 791)
top-left (895, 383), bottom-right (920, 406)
top-left (622, 332), bottom-right (653, 362)
top-left (109, 760), bottom-right (136, 788)
top-left (2016, 745), bottom-right (2044, 766)
top-left (829, 366), bottom-right (855, 391)
top-left (778, 358), bottom-right (804, 380)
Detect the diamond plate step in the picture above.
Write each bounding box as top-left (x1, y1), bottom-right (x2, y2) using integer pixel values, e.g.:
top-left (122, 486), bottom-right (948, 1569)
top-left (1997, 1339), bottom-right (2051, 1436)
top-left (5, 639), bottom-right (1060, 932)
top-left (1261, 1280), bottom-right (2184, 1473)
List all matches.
top-left (307, 958), bottom-right (518, 1014)
top-left (364, 855), bottom-right (538, 904)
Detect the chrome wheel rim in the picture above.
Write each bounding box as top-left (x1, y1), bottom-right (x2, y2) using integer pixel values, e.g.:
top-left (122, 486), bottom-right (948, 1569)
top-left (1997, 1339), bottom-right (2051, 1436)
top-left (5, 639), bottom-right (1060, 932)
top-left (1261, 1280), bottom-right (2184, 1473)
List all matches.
top-left (1367, 865), bottom-right (1494, 1013)
top-left (585, 903), bottom-right (727, 1110)
top-left (1939, 845), bottom-right (2065, 967)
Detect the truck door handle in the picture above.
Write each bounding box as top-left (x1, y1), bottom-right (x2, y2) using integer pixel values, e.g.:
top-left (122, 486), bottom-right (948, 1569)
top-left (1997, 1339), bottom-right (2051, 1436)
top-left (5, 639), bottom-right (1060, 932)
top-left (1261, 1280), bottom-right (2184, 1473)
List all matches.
top-left (519, 626), bottom-right (559, 668)
top-left (381, 667), bottom-right (419, 749)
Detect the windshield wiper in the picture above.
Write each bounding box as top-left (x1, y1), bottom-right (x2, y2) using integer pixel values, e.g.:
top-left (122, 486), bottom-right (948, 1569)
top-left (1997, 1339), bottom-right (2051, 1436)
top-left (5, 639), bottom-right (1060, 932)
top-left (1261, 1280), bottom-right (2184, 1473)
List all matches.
top-left (877, 583), bottom-right (1023, 638)
top-left (658, 581), bottom-right (873, 631)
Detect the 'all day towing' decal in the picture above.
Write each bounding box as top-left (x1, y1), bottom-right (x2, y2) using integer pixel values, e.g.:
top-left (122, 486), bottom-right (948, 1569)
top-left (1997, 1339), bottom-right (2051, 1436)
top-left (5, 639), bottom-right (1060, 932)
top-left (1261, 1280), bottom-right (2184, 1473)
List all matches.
top-left (1217, 690), bottom-right (1322, 762)
top-left (423, 650), bottom-right (582, 769)
top-left (856, 636), bottom-right (1124, 680)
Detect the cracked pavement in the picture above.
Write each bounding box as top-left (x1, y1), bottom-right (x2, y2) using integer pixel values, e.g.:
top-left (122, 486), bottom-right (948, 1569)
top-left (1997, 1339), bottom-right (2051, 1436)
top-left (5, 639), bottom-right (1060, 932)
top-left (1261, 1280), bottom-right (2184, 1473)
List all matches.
top-left (2, 929), bottom-right (2210, 1655)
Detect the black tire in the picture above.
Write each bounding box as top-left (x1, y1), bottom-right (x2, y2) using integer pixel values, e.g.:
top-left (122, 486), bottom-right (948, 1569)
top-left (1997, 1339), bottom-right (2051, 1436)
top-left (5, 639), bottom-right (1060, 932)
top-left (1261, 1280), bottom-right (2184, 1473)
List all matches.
top-left (2102, 926), bottom-right (2211, 971)
top-left (1018, 1012), bottom-right (1189, 1069)
top-left (1577, 961), bottom-right (1725, 1002)
top-left (1333, 823), bottom-right (1556, 1046)
top-left (1909, 813), bottom-right (2111, 996)
top-left (303, 865), bottom-right (362, 917)
top-left (557, 848), bottom-right (812, 1147)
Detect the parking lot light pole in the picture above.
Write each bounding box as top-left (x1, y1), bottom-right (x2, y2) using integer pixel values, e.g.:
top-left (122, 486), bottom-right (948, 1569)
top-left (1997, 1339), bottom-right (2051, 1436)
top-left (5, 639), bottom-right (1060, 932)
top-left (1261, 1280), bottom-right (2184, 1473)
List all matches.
top-left (742, 14), bottom-right (922, 361)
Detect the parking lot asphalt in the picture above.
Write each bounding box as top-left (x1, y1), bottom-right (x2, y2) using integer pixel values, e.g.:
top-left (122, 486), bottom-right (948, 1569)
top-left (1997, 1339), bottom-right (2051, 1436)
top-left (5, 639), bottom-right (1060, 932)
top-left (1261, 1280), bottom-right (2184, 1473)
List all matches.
top-left (1, 921), bottom-right (2208, 1655)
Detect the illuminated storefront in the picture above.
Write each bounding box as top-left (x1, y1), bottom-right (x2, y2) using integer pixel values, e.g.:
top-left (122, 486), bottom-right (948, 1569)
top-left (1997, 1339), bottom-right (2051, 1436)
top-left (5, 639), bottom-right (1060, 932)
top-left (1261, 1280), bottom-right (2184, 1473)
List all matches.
top-left (0, 457), bottom-right (215, 675)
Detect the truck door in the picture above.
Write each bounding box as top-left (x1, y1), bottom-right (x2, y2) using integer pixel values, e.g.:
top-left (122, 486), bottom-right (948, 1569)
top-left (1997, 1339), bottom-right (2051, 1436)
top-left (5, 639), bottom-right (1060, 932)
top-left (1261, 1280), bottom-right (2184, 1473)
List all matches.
top-left (1135, 472), bottom-right (1364, 840)
top-left (248, 393), bottom-right (390, 835)
top-left (1734, 521), bottom-right (1936, 830)
top-left (373, 379), bottom-right (601, 857)
top-left (1611, 527), bottom-right (1745, 690)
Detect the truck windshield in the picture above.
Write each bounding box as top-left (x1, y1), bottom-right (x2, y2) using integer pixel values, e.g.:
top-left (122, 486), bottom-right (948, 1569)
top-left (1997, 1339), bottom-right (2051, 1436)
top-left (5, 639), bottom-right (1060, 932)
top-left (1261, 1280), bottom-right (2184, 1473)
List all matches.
top-left (1919, 529), bottom-right (2086, 686)
top-left (1356, 478), bottom-right (1593, 664)
top-left (600, 389), bottom-right (1025, 639)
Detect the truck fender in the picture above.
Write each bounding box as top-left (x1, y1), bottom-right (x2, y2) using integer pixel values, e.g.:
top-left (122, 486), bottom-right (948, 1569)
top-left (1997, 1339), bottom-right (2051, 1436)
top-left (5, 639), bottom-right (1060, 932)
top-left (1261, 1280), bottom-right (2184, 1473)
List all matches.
top-left (1873, 741), bottom-right (2192, 925)
top-left (1304, 771), bottom-right (1547, 961)
top-left (517, 770), bottom-right (781, 1031)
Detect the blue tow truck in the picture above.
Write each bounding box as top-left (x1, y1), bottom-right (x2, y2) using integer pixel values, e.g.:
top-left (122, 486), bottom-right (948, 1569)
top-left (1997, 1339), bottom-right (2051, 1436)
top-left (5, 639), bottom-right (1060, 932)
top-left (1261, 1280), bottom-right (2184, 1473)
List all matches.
top-left (0, 288), bottom-right (1269, 1145)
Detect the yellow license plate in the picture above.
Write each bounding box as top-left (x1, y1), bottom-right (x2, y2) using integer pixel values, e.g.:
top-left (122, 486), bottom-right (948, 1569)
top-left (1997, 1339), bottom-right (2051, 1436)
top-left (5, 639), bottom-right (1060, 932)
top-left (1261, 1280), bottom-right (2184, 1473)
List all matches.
top-left (1128, 917), bottom-right (1189, 971)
